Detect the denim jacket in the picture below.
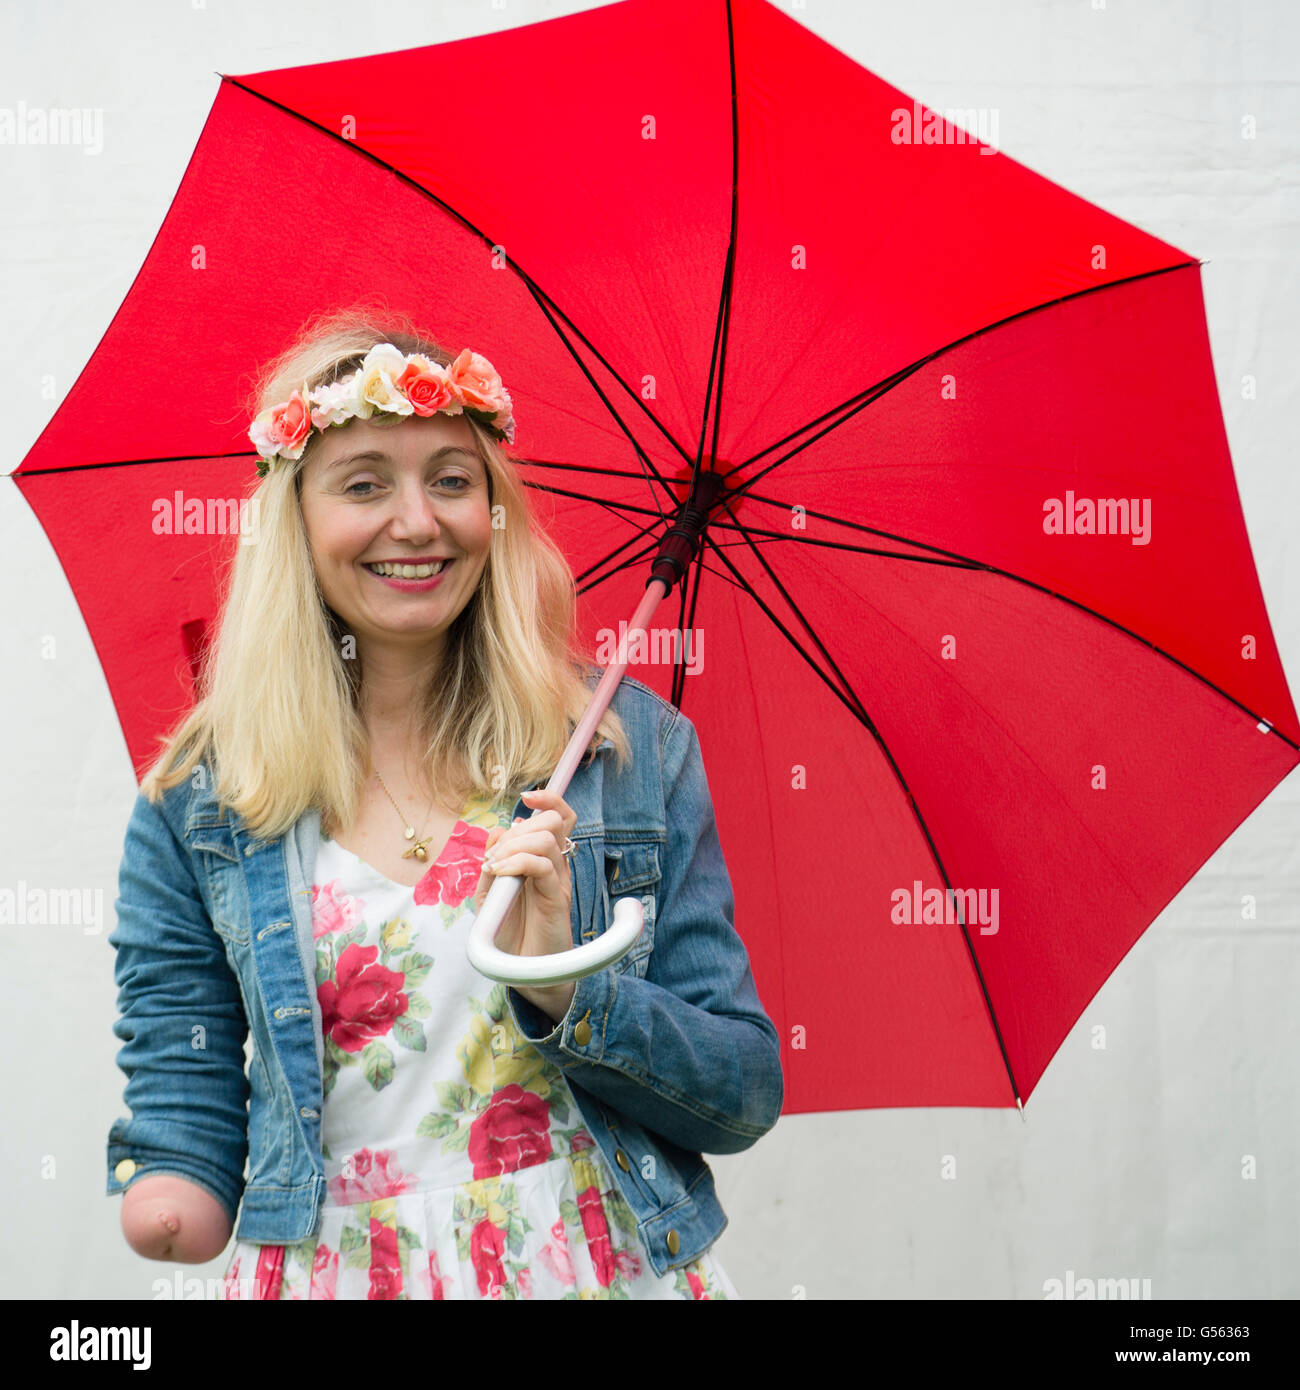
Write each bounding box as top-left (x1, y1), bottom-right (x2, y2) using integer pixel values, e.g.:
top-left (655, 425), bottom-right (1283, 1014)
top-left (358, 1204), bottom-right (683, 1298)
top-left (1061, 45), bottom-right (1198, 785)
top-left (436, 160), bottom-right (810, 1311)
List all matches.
top-left (106, 672), bottom-right (784, 1279)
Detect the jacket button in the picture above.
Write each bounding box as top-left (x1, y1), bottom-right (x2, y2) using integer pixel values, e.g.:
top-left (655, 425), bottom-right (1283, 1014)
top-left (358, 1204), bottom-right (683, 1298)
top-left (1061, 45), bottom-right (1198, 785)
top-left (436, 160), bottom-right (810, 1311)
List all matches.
top-left (666, 1229), bottom-right (680, 1255)
top-left (574, 1011), bottom-right (592, 1046)
top-left (114, 1159), bottom-right (137, 1182)
top-left (615, 1149), bottom-right (630, 1172)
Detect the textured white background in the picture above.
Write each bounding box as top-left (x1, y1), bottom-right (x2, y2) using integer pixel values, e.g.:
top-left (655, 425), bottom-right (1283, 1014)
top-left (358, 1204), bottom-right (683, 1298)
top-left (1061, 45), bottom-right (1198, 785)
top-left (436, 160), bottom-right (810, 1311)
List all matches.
top-left (1, 0), bottom-right (1297, 1301)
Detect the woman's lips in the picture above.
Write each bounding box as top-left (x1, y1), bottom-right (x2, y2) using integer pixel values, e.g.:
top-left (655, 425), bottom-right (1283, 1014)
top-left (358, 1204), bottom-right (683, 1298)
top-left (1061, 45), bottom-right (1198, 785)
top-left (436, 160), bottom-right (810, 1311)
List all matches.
top-left (363, 559), bottom-right (453, 592)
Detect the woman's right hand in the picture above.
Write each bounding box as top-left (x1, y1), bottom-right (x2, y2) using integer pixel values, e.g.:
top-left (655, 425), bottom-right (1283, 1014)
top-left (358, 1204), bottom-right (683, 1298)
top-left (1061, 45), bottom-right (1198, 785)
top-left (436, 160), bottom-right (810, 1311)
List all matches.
top-left (120, 1173), bottom-right (233, 1263)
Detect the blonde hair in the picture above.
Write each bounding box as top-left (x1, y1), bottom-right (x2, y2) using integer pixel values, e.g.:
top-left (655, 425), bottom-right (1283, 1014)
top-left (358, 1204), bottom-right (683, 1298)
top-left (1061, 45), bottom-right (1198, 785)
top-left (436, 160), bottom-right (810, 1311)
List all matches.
top-left (140, 303), bottom-right (630, 840)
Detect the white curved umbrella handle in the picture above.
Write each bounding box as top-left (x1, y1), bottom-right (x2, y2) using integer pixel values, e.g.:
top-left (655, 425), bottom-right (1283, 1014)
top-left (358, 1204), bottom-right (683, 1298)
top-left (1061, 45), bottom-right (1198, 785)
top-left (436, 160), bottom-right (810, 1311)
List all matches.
top-left (466, 873), bottom-right (645, 986)
top-left (465, 577), bottom-right (670, 987)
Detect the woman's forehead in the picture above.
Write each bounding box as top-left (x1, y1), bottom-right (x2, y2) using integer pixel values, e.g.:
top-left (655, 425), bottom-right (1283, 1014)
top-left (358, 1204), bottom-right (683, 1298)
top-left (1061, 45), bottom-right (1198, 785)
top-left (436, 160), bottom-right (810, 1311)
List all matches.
top-left (310, 413), bottom-right (483, 469)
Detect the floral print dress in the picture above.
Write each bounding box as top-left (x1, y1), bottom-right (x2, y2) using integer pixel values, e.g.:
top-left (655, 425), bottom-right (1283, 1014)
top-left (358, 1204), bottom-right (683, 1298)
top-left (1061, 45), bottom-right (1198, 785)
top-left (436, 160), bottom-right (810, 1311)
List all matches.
top-left (220, 792), bottom-right (737, 1300)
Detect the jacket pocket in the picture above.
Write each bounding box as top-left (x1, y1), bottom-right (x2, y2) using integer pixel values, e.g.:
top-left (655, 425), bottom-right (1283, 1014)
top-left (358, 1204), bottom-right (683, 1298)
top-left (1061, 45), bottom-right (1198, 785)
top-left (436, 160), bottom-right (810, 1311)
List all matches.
top-left (187, 824), bottom-right (250, 945)
top-left (602, 842), bottom-right (660, 978)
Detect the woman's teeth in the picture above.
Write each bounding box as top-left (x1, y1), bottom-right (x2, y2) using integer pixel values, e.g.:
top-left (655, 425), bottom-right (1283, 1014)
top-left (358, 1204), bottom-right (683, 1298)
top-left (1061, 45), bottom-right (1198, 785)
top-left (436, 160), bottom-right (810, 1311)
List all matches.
top-left (365, 560), bottom-right (448, 579)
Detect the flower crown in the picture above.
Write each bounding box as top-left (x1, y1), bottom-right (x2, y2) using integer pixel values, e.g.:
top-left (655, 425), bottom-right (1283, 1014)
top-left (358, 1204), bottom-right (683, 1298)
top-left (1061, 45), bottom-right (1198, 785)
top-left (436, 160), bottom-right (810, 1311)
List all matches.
top-left (249, 342), bottom-right (516, 478)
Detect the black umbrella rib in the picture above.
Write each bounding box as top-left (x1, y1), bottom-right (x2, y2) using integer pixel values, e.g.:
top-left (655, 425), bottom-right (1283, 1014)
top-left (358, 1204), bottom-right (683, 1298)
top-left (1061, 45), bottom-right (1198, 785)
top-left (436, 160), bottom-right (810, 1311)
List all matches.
top-left (712, 492), bottom-right (1300, 755)
top-left (576, 532), bottom-right (741, 599)
top-left (716, 258), bottom-right (1201, 498)
top-left (518, 289), bottom-right (674, 528)
top-left (717, 363), bottom-right (926, 502)
top-left (576, 533), bottom-right (664, 593)
top-left (705, 518), bottom-right (985, 568)
top-left (716, 501), bottom-right (872, 728)
top-left (10, 450), bottom-right (259, 478)
top-left (217, 76), bottom-right (692, 506)
top-left (670, 537), bottom-right (709, 710)
top-left (543, 490), bottom-right (738, 594)
top-left (692, 0), bottom-right (742, 482)
top-left (573, 521), bottom-right (665, 588)
top-left (520, 480), bottom-right (670, 524)
top-left (515, 457), bottom-right (677, 484)
top-left (701, 526), bottom-right (1025, 1109)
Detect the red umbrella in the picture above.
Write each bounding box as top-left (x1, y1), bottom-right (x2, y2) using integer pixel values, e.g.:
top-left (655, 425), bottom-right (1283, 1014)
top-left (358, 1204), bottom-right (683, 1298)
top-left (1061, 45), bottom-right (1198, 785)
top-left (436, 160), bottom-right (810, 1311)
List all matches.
top-left (14, 0), bottom-right (1297, 1113)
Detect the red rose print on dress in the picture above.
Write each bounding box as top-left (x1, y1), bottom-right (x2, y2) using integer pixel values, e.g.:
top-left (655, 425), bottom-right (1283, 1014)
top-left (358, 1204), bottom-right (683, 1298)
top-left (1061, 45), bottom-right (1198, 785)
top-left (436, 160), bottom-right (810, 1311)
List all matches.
top-left (413, 821), bottom-right (489, 906)
top-left (310, 1244), bottom-right (339, 1300)
top-left (418, 1249), bottom-right (452, 1300)
top-left (576, 1186), bottom-right (616, 1288)
top-left (471, 1218), bottom-right (507, 1298)
top-left (368, 1221), bottom-right (403, 1300)
top-left (328, 1147), bottom-right (419, 1205)
top-left (686, 1267), bottom-right (708, 1300)
top-left (221, 1255), bottom-right (243, 1300)
top-left (255, 1244), bottom-right (285, 1300)
top-left (467, 1083), bottom-right (553, 1178)
top-left (311, 880), bottom-right (365, 940)
top-left (538, 1218), bottom-right (576, 1286)
top-left (318, 944), bottom-right (408, 1053)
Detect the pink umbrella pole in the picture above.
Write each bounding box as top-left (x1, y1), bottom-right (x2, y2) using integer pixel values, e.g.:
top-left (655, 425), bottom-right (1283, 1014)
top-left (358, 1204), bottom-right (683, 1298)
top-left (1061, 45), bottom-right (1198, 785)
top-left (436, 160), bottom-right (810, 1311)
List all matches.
top-left (466, 475), bottom-right (722, 985)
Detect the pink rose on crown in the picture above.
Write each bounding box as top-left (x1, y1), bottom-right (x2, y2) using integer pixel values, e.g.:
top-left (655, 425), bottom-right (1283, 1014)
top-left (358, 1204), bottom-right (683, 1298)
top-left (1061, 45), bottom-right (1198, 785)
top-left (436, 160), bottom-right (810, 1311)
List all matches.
top-left (395, 355), bottom-right (457, 417)
top-left (250, 383), bottom-right (314, 461)
top-left (413, 821), bottom-right (490, 906)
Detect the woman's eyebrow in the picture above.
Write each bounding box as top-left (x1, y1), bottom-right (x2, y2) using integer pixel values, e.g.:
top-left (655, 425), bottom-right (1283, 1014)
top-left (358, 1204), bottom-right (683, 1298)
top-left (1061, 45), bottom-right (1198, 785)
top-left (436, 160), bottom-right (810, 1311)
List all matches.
top-left (326, 446), bottom-right (478, 472)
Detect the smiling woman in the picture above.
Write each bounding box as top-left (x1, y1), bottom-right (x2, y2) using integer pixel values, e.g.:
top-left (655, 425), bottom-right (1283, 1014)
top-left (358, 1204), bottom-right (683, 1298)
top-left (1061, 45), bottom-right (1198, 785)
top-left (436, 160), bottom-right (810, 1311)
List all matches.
top-left (302, 417), bottom-right (494, 648)
top-left (106, 304), bottom-right (779, 1300)
top-left (141, 309), bottom-right (630, 841)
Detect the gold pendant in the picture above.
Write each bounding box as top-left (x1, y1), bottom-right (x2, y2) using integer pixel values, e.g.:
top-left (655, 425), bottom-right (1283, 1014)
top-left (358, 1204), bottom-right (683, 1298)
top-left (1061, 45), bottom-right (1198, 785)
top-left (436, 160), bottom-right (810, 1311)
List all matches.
top-left (403, 837), bottom-right (431, 861)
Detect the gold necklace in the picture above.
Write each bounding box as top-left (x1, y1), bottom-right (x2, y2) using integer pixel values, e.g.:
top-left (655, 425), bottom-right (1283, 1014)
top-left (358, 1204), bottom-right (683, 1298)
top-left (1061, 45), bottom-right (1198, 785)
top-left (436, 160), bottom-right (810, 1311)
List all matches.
top-left (373, 771), bottom-right (438, 861)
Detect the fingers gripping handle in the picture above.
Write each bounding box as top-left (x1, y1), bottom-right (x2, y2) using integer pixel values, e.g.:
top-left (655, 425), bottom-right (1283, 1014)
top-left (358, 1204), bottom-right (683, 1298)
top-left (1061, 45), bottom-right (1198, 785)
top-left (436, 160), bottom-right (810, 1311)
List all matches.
top-left (465, 870), bottom-right (645, 986)
top-left (464, 575), bottom-right (673, 987)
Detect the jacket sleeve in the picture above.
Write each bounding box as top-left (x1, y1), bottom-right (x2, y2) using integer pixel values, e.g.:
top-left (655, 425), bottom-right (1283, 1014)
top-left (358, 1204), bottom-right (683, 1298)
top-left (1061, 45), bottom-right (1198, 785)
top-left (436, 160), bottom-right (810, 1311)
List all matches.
top-left (507, 704), bottom-right (784, 1154)
top-left (105, 788), bottom-right (250, 1227)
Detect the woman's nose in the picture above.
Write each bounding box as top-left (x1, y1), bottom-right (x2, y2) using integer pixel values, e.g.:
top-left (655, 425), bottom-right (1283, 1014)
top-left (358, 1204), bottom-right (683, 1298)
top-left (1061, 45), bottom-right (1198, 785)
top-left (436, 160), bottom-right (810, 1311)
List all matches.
top-left (386, 484), bottom-right (443, 539)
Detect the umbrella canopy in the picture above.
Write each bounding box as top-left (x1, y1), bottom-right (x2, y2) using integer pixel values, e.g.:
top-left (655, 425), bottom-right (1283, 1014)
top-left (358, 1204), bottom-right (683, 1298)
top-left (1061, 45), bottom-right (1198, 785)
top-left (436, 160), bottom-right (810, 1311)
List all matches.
top-left (15, 0), bottom-right (1298, 1112)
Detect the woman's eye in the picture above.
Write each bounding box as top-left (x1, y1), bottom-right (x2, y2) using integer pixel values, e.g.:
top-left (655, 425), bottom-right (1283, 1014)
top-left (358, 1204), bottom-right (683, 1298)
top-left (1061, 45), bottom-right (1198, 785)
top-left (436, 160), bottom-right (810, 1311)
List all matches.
top-left (344, 475), bottom-right (469, 497)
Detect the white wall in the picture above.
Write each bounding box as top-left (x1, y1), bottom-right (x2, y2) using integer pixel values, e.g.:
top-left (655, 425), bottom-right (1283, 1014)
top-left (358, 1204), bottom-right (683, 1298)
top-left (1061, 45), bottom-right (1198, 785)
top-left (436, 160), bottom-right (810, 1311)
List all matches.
top-left (2, 0), bottom-right (1296, 1300)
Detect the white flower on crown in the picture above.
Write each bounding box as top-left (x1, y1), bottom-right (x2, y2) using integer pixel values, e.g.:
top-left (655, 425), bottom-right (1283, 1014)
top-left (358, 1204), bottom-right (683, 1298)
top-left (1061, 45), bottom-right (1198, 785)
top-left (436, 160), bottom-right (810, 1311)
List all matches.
top-left (308, 376), bottom-right (362, 428)
top-left (356, 342), bottom-right (415, 418)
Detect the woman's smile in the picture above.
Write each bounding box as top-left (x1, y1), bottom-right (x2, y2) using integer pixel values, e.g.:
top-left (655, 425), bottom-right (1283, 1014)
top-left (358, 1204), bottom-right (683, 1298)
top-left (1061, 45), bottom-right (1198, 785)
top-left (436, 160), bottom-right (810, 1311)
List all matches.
top-left (362, 557), bottom-right (455, 591)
